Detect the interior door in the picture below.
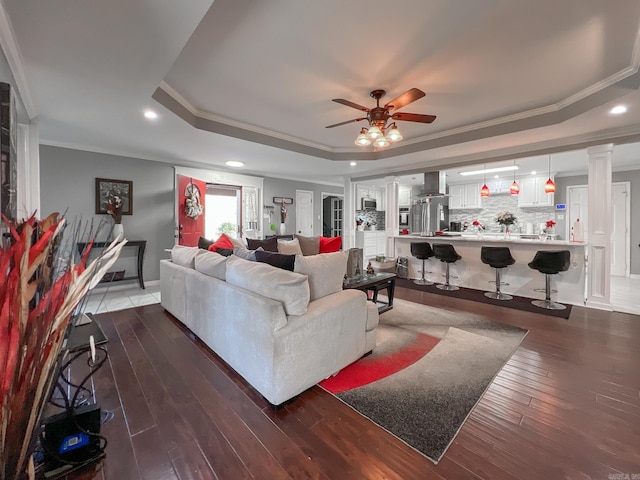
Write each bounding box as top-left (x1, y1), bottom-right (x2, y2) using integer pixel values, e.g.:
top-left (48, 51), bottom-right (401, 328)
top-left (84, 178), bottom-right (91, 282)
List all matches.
top-left (611, 183), bottom-right (629, 277)
top-left (177, 175), bottom-right (206, 246)
top-left (296, 190), bottom-right (314, 236)
top-left (331, 197), bottom-right (343, 237)
top-left (567, 186), bottom-right (588, 242)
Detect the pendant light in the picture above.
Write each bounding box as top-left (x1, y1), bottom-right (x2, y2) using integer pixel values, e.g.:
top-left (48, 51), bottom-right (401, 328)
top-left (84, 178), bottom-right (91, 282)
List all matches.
top-left (354, 128), bottom-right (371, 146)
top-left (544, 155), bottom-right (556, 193)
top-left (510, 160), bottom-right (520, 195)
top-left (480, 165), bottom-right (490, 197)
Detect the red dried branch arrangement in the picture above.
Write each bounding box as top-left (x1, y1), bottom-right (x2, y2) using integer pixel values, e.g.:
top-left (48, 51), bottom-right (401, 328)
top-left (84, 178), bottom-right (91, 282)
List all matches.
top-left (0, 214), bottom-right (127, 480)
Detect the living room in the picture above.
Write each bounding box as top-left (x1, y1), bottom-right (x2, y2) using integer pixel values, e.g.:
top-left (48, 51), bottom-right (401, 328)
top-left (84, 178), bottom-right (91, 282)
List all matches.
top-left (1, 1), bottom-right (640, 479)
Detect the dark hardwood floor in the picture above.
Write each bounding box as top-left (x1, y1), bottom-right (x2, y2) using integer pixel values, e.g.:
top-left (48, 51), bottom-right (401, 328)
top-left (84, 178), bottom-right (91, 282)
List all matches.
top-left (58, 288), bottom-right (640, 480)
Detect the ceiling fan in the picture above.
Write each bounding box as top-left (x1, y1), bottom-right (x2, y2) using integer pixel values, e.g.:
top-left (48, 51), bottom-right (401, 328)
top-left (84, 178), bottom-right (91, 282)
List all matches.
top-left (326, 88), bottom-right (436, 147)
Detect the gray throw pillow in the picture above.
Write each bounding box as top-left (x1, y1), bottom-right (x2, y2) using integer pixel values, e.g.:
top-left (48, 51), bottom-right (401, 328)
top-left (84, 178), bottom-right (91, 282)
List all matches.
top-left (295, 234), bottom-right (320, 256)
top-left (233, 246), bottom-right (263, 261)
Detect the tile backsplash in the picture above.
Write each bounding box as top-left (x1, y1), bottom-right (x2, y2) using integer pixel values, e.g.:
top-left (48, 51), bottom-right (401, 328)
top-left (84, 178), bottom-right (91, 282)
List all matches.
top-left (449, 193), bottom-right (558, 236)
top-left (355, 209), bottom-right (386, 229)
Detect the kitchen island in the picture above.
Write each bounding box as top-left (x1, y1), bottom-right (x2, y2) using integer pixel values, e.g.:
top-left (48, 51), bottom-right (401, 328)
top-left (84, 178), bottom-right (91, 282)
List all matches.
top-left (394, 234), bottom-right (588, 306)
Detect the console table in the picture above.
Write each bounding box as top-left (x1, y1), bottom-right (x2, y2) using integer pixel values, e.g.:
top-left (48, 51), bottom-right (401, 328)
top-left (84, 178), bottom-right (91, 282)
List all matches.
top-left (77, 240), bottom-right (146, 289)
top-left (343, 273), bottom-right (396, 313)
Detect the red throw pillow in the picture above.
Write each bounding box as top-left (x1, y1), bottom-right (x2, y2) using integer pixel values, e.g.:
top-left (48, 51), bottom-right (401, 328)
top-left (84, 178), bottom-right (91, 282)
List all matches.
top-left (208, 233), bottom-right (234, 252)
top-left (319, 236), bottom-right (342, 253)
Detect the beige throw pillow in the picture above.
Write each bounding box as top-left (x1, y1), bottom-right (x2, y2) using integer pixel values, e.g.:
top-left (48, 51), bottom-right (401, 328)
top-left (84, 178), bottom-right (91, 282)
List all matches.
top-left (294, 251), bottom-right (348, 301)
top-left (278, 237), bottom-right (303, 255)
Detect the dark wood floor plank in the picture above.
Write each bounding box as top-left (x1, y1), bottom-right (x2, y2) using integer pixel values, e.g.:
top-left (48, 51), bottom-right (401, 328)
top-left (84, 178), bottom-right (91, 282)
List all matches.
top-left (64, 287), bottom-right (640, 480)
top-left (144, 310), bottom-right (328, 480)
top-left (128, 313), bottom-right (255, 480)
top-left (100, 407), bottom-right (141, 480)
top-left (109, 310), bottom-right (218, 480)
top-left (97, 313), bottom-right (155, 436)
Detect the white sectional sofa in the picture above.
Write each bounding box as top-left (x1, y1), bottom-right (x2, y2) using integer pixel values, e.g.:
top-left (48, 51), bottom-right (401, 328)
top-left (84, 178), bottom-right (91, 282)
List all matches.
top-left (160, 246), bottom-right (378, 406)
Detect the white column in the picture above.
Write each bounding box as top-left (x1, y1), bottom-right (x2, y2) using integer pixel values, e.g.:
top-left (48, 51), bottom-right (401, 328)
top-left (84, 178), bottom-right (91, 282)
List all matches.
top-left (586, 144), bottom-right (613, 310)
top-left (15, 122), bottom-right (40, 219)
top-left (384, 176), bottom-right (399, 257)
top-left (343, 176), bottom-right (356, 249)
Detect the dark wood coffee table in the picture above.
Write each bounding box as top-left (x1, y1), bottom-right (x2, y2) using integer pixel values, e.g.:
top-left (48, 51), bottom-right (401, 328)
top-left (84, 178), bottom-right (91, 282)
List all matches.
top-left (343, 273), bottom-right (396, 313)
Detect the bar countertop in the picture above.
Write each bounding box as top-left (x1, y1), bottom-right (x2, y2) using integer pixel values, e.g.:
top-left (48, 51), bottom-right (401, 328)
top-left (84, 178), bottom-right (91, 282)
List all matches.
top-left (393, 233), bottom-right (587, 247)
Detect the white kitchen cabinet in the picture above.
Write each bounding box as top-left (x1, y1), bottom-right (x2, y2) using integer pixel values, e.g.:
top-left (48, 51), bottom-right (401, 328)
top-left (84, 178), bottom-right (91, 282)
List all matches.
top-left (449, 183), bottom-right (481, 209)
top-left (398, 185), bottom-right (412, 206)
top-left (355, 231), bottom-right (387, 260)
top-left (357, 186), bottom-right (384, 210)
top-left (518, 176), bottom-right (554, 207)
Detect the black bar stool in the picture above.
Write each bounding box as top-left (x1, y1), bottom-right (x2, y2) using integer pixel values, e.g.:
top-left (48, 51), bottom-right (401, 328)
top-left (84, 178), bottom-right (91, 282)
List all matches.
top-left (480, 246), bottom-right (515, 300)
top-left (528, 250), bottom-right (570, 310)
top-left (432, 243), bottom-right (462, 291)
top-left (410, 242), bottom-right (434, 285)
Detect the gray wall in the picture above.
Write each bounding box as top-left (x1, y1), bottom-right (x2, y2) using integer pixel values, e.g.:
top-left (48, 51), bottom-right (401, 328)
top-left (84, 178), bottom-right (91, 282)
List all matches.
top-left (39, 145), bottom-right (175, 282)
top-left (262, 177), bottom-right (343, 235)
top-left (556, 169), bottom-right (639, 274)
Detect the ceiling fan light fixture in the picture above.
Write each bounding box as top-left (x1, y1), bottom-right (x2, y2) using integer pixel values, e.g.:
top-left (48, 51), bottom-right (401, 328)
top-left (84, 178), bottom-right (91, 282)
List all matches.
top-left (366, 125), bottom-right (382, 139)
top-left (386, 123), bottom-right (403, 142)
top-left (355, 128), bottom-right (371, 146)
top-left (374, 135), bottom-right (390, 148)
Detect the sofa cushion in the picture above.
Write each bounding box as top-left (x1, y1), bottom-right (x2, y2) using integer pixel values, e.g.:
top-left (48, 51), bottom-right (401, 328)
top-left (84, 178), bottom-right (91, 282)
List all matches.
top-left (225, 256), bottom-right (309, 316)
top-left (277, 237), bottom-right (303, 256)
top-left (295, 234), bottom-right (320, 256)
top-left (319, 236), bottom-right (342, 253)
top-left (216, 248), bottom-right (234, 257)
top-left (194, 250), bottom-right (228, 280)
top-left (198, 236), bottom-right (214, 250)
top-left (247, 237), bottom-right (278, 252)
top-left (229, 236), bottom-right (247, 250)
top-left (233, 245), bottom-right (263, 261)
top-left (171, 245), bottom-right (202, 269)
top-left (294, 251), bottom-right (347, 301)
top-left (255, 250), bottom-right (296, 271)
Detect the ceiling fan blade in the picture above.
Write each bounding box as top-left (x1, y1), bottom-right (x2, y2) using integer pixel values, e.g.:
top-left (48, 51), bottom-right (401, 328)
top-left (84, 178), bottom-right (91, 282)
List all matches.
top-left (391, 112), bottom-right (437, 124)
top-left (384, 88), bottom-right (426, 112)
top-left (332, 98), bottom-right (370, 112)
top-left (325, 117), bottom-right (367, 128)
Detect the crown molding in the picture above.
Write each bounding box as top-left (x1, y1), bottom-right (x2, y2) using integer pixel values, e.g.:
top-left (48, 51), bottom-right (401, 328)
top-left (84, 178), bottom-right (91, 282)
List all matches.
top-left (0, 2), bottom-right (37, 119)
top-left (351, 123), bottom-right (640, 181)
top-left (157, 81), bottom-right (332, 152)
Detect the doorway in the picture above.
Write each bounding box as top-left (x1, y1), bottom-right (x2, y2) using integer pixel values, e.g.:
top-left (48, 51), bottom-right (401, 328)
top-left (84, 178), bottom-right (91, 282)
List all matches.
top-left (567, 182), bottom-right (630, 277)
top-left (322, 193), bottom-right (344, 237)
top-left (205, 184), bottom-right (242, 240)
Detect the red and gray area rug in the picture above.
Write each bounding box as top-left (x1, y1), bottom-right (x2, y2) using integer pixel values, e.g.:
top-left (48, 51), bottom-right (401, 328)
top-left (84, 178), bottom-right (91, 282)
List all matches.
top-left (320, 298), bottom-right (528, 464)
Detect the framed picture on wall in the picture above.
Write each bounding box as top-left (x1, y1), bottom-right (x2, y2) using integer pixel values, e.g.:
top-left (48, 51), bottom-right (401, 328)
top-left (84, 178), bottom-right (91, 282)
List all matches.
top-left (95, 178), bottom-right (133, 215)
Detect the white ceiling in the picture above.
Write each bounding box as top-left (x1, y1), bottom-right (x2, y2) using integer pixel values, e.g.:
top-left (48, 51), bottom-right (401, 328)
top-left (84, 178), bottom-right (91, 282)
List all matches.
top-left (4, 0), bottom-right (640, 185)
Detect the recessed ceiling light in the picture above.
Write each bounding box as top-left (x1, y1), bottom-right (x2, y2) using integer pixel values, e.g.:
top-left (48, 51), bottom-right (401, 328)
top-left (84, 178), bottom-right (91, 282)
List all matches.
top-left (494, 175), bottom-right (499, 178)
top-left (531, 170), bottom-right (536, 175)
top-left (226, 160), bottom-right (244, 168)
top-left (144, 109), bottom-right (158, 119)
top-left (459, 165), bottom-right (518, 176)
top-left (610, 105), bottom-right (627, 115)
top-left (350, 161), bottom-right (357, 166)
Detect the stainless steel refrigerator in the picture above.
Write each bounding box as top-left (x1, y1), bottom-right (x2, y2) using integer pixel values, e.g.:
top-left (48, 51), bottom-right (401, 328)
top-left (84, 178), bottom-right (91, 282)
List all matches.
top-left (411, 196), bottom-right (449, 236)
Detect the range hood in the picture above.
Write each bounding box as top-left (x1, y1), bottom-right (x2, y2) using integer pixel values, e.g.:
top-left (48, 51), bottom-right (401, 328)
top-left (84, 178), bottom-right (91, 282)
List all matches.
top-left (416, 171), bottom-right (447, 197)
